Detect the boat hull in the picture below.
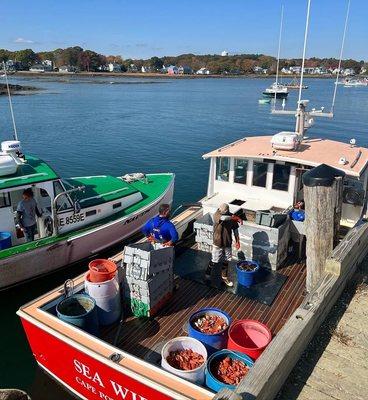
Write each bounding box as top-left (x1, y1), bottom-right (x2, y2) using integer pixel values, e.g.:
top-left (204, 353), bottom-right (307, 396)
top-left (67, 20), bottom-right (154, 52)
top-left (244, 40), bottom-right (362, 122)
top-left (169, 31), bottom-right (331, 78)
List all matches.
top-left (20, 317), bottom-right (175, 400)
top-left (0, 178), bottom-right (174, 290)
top-left (262, 91), bottom-right (288, 98)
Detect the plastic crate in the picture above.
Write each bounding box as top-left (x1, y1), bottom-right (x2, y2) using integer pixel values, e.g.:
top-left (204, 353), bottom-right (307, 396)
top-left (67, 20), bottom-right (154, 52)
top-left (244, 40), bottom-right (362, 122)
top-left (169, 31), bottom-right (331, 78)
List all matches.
top-left (127, 291), bottom-right (173, 318)
top-left (194, 213), bottom-right (214, 242)
top-left (123, 242), bottom-right (174, 280)
top-left (255, 210), bottom-right (287, 228)
top-left (197, 241), bottom-right (213, 253)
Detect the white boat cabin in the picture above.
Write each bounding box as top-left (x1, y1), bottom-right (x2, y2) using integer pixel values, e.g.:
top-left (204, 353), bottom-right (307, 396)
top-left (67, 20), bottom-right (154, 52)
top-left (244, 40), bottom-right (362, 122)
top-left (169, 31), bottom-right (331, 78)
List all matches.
top-left (202, 135), bottom-right (368, 227)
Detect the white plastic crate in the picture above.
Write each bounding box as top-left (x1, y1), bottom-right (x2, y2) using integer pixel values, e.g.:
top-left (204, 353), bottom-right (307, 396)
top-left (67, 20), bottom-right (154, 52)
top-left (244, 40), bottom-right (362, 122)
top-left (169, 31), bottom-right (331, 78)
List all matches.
top-left (123, 242), bottom-right (174, 280)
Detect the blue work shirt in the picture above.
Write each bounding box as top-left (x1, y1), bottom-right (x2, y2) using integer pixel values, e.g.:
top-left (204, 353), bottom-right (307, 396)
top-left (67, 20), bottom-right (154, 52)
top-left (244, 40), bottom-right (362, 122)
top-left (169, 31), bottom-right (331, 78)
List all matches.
top-left (142, 215), bottom-right (179, 243)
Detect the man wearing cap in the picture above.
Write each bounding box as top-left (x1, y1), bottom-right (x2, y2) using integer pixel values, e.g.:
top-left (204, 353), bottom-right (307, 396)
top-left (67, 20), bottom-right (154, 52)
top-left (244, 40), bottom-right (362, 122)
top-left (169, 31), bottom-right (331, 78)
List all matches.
top-left (206, 203), bottom-right (240, 287)
top-left (142, 203), bottom-right (179, 246)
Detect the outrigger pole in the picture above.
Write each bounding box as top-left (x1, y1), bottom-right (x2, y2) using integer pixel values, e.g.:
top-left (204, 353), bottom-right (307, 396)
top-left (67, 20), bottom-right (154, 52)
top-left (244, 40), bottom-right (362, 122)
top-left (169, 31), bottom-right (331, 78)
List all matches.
top-left (2, 61), bottom-right (18, 141)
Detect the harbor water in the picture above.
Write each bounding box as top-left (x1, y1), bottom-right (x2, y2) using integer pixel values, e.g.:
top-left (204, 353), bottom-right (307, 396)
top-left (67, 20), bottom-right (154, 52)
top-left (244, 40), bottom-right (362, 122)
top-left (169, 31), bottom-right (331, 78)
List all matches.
top-left (0, 75), bottom-right (368, 398)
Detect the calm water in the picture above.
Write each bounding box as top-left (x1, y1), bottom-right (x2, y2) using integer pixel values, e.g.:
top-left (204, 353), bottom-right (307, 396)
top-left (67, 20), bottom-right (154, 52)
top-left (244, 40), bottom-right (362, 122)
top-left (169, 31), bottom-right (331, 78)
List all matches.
top-left (1, 76), bottom-right (368, 397)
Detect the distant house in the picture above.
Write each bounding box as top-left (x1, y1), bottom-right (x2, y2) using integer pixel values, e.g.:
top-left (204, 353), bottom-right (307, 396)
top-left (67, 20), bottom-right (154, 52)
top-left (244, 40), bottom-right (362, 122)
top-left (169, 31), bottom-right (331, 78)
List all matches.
top-left (29, 64), bottom-right (52, 73)
top-left (108, 63), bottom-right (122, 72)
top-left (128, 64), bottom-right (138, 73)
top-left (196, 67), bottom-right (210, 75)
top-left (289, 66), bottom-right (302, 74)
top-left (43, 60), bottom-right (53, 68)
top-left (59, 65), bottom-right (79, 73)
top-left (167, 65), bottom-right (179, 75)
top-left (253, 66), bottom-right (268, 74)
top-left (178, 65), bottom-right (193, 75)
top-left (141, 66), bottom-right (151, 73)
top-left (281, 67), bottom-right (291, 74)
top-left (342, 68), bottom-right (355, 76)
top-left (221, 50), bottom-right (229, 57)
top-left (360, 66), bottom-right (367, 75)
top-left (98, 64), bottom-right (109, 72)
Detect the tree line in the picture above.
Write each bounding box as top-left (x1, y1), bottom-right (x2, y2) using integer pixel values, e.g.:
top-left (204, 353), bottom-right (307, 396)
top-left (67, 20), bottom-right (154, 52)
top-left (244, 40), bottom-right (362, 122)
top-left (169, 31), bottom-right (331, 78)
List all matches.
top-left (0, 46), bottom-right (366, 74)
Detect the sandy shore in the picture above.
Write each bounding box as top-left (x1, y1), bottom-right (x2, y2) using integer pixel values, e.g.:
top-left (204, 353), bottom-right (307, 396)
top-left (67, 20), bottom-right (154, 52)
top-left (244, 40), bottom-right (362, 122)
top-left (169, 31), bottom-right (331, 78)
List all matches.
top-left (14, 71), bottom-right (337, 79)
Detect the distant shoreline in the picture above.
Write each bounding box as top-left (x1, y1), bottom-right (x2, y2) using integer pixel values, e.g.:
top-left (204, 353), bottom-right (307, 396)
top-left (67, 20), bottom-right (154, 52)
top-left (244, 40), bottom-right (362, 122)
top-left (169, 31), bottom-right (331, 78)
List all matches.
top-left (14, 71), bottom-right (341, 80)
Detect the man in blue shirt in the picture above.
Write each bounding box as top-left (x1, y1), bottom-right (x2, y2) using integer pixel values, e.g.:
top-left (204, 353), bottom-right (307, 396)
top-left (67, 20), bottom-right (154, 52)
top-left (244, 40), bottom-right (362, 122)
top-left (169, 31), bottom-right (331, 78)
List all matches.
top-left (142, 204), bottom-right (179, 246)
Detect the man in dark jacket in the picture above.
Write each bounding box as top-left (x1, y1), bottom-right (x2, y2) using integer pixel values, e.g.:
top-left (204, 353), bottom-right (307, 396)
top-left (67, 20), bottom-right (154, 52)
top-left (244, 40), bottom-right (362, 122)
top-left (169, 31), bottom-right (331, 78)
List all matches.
top-left (142, 203), bottom-right (179, 246)
top-left (206, 203), bottom-right (240, 287)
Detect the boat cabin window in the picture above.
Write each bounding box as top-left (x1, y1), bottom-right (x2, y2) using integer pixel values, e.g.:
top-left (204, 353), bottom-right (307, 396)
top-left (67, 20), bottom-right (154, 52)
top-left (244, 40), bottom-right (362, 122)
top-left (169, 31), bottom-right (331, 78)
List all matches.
top-left (234, 159), bottom-right (248, 184)
top-left (216, 157), bottom-right (230, 182)
top-left (0, 193), bottom-right (11, 208)
top-left (272, 164), bottom-right (291, 191)
top-left (53, 181), bottom-right (73, 212)
top-left (252, 161), bottom-right (268, 187)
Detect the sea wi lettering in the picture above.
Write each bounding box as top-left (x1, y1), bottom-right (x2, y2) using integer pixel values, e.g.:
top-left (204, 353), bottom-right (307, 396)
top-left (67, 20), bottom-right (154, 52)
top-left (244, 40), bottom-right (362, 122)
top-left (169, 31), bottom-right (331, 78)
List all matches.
top-left (74, 359), bottom-right (148, 400)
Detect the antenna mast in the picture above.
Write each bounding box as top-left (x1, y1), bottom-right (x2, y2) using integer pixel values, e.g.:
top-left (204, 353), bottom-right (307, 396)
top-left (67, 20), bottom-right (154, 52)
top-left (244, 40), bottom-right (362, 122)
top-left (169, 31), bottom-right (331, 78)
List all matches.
top-left (2, 61), bottom-right (18, 141)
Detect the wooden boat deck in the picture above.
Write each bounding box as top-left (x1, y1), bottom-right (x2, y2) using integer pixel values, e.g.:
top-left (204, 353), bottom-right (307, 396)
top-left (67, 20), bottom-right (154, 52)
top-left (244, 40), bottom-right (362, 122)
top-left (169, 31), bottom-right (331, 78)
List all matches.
top-left (102, 256), bottom-right (307, 361)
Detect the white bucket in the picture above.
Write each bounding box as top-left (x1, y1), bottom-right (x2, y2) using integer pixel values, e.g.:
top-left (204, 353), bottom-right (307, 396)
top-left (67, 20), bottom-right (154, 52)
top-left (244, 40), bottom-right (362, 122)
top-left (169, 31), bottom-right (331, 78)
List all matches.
top-left (84, 273), bottom-right (122, 325)
top-left (161, 336), bottom-right (207, 384)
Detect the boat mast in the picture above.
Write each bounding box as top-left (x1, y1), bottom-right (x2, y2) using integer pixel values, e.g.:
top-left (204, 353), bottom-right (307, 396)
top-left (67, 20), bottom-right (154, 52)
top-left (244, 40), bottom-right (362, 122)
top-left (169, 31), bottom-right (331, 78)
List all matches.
top-left (2, 61), bottom-right (18, 141)
top-left (274, 4), bottom-right (284, 104)
top-left (295, 0), bottom-right (311, 136)
top-left (271, 0), bottom-right (334, 139)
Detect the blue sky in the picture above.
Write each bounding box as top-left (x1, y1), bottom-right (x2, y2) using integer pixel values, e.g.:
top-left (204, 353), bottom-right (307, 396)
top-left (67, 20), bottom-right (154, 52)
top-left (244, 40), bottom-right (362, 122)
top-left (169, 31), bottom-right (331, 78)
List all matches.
top-left (1, 0), bottom-right (367, 60)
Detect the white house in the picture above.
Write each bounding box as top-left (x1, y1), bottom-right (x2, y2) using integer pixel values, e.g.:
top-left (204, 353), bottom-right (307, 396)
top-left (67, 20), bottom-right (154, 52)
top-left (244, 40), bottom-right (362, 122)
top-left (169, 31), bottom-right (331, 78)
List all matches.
top-left (108, 63), bottom-right (122, 72)
top-left (221, 51), bottom-right (229, 57)
top-left (43, 60), bottom-right (53, 67)
top-left (253, 66), bottom-right (268, 74)
top-left (29, 64), bottom-right (52, 73)
top-left (342, 68), bottom-right (355, 76)
top-left (196, 67), bottom-right (210, 75)
top-left (141, 66), bottom-right (151, 73)
top-left (59, 65), bottom-right (78, 73)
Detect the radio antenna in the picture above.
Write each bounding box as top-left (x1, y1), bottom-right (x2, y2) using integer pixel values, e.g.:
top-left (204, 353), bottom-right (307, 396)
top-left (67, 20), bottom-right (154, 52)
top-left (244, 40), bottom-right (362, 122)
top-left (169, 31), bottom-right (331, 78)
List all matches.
top-left (331, 0), bottom-right (351, 114)
top-left (2, 61), bottom-right (18, 141)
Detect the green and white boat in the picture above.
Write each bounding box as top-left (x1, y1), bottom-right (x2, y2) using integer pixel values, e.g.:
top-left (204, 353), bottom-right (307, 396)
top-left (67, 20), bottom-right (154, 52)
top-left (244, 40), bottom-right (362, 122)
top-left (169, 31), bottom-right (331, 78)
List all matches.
top-left (0, 140), bottom-right (174, 289)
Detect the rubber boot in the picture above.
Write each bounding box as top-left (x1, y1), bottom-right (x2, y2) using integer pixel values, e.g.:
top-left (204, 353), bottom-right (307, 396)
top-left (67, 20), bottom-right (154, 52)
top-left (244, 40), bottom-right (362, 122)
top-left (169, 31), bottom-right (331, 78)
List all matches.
top-left (205, 261), bottom-right (215, 279)
top-left (221, 263), bottom-right (234, 287)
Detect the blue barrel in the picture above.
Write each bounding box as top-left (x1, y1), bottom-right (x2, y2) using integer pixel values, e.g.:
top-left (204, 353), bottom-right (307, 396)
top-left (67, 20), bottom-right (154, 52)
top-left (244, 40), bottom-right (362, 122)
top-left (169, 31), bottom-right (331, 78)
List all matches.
top-left (188, 308), bottom-right (231, 355)
top-left (205, 349), bottom-right (254, 392)
top-left (0, 232), bottom-right (12, 250)
top-left (56, 294), bottom-right (99, 336)
top-left (236, 260), bottom-right (260, 288)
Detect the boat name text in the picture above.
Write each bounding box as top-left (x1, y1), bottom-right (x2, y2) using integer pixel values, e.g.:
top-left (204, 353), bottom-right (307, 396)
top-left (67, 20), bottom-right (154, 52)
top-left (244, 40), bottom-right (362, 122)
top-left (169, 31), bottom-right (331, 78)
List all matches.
top-left (73, 359), bottom-right (149, 400)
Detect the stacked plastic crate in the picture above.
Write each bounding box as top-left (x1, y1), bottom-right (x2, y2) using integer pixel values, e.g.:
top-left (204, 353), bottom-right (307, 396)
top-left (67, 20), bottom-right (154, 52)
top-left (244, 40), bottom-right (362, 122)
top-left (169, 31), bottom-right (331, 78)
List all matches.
top-left (194, 213), bottom-right (214, 253)
top-left (123, 242), bottom-right (174, 317)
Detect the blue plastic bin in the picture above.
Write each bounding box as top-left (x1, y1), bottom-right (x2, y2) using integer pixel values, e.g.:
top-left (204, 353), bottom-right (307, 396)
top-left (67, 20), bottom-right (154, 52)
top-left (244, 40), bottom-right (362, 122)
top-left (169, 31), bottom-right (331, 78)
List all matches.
top-left (188, 308), bottom-right (231, 354)
top-left (236, 260), bottom-right (260, 288)
top-left (205, 349), bottom-right (254, 392)
top-left (0, 232), bottom-right (12, 250)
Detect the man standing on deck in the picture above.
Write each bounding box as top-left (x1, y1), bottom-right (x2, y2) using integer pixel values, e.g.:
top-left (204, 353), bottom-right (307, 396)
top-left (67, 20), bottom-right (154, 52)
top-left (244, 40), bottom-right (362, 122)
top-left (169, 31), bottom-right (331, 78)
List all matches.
top-left (17, 188), bottom-right (42, 242)
top-left (142, 203), bottom-right (179, 246)
top-left (206, 203), bottom-right (240, 287)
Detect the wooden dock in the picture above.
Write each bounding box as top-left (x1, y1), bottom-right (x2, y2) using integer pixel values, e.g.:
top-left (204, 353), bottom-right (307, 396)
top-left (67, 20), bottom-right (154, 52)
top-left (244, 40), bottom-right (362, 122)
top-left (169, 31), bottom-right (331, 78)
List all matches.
top-left (277, 257), bottom-right (368, 400)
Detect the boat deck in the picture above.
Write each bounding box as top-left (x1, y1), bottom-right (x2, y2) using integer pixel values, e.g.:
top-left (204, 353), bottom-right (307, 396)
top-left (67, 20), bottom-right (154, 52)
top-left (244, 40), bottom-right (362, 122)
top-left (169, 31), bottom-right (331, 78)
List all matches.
top-left (102, 251), bottom-right (307, 362)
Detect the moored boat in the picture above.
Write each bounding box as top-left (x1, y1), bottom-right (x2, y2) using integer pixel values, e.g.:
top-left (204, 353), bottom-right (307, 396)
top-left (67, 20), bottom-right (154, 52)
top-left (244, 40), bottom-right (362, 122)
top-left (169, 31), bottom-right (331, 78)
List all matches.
top-left (262, 82), bottom-right (289, 98)
top-left (0, 140), bottom-right (174, 289)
